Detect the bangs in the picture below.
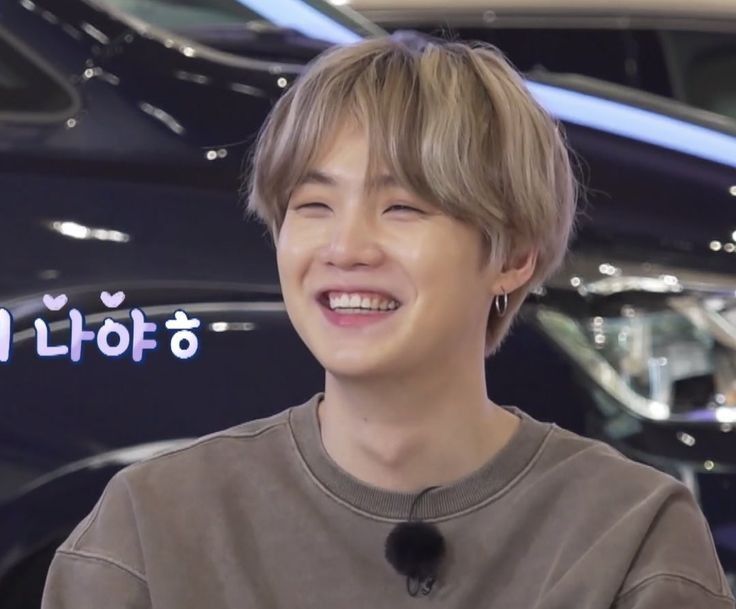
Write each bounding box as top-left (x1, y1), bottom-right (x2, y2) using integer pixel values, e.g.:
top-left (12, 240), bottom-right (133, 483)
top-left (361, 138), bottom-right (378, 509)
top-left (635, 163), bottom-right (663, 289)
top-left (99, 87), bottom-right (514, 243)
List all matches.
top-left (250, 38), bottom-right (510, 255)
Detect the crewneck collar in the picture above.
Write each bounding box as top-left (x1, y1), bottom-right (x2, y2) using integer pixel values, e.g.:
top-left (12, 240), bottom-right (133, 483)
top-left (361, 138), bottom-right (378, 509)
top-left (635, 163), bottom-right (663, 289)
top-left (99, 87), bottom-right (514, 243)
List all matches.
top-left (288, 391), bottom-right (554, 522)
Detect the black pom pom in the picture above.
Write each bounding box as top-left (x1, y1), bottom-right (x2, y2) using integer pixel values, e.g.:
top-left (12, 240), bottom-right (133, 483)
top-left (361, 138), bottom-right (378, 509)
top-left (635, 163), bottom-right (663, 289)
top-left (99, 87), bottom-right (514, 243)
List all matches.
top-left (385, 521), bottom-right (445, 580)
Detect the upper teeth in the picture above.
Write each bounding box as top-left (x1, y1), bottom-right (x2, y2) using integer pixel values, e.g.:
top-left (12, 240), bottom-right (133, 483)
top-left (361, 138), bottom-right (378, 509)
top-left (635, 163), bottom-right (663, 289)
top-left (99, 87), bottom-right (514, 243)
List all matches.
top-left (327, 292), bottom-right (399, 311)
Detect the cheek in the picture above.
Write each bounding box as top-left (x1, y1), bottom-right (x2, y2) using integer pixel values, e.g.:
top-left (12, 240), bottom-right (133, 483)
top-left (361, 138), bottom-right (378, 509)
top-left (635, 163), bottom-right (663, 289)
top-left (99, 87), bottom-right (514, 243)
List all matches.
top-left (276, 224), bottom-right (309, 273)
top-left (401, 233), bottom-right (467, 282)
top-left (275, 241), bottom-right (303, 302)
top-left (278, 217), bottom-right (324, 256)
top-left (276, 228), bottom-right (320, 308)
top-left (407, 238), bottom-right (486, 314)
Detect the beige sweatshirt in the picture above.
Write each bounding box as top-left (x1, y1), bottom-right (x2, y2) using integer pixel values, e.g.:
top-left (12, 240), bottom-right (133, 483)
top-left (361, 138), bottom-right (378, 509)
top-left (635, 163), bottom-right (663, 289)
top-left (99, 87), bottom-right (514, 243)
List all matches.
top-left (42, 392), bottom-right (735, 608)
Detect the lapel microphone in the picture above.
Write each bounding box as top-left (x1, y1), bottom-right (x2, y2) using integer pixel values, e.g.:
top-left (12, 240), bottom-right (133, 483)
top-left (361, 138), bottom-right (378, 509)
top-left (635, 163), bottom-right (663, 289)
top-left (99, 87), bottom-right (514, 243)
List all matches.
top-left (384, 485), bottom-right (446, 597)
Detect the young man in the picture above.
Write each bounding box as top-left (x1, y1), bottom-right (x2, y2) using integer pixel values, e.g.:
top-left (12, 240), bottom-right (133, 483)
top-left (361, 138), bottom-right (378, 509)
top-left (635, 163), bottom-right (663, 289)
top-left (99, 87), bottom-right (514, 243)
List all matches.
top-left (42, 33), bottom-right (734, 608)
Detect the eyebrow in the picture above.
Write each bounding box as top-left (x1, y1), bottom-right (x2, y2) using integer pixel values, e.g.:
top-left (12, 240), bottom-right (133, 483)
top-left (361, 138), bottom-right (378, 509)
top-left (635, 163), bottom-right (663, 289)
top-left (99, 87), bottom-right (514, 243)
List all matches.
top-left (295, 170), bottom-right (401, 190)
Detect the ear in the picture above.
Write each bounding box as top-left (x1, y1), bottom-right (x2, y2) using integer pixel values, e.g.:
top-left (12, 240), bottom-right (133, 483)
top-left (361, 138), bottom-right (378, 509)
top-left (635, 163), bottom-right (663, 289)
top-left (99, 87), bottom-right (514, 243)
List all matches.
top-left (493, 247), bottom-right (538, 294)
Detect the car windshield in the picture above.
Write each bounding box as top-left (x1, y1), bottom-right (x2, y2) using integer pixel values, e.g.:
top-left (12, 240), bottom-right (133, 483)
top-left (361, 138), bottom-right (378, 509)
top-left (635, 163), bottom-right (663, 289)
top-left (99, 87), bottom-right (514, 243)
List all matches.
top-left (535, 293), bottom-right (736, 423)
top-left (98, 0), bottom-right (383, 45)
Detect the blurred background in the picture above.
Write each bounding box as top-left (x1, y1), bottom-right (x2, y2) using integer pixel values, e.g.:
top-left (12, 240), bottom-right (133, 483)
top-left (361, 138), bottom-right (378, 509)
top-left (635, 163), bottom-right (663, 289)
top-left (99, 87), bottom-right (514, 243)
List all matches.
top-left (0, 0), bottom-right (735, 606)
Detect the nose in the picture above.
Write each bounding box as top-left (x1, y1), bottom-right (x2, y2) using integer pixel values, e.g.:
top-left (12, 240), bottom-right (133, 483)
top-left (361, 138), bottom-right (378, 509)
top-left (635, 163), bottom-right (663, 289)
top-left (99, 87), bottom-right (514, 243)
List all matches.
top-left (320, 206), bottom-right (383, 268)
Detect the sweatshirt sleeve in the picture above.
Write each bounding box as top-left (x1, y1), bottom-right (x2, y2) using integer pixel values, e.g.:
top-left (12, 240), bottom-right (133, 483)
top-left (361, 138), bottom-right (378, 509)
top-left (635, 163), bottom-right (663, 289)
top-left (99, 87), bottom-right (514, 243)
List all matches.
top-left (41, 470), bottom-right (152, 609)
top-left (612, 480), bottom-right (735, 609)
top-left (41, 551), bottom-right (150, 609)
top-left (613, 574), bottom-right (734, 609)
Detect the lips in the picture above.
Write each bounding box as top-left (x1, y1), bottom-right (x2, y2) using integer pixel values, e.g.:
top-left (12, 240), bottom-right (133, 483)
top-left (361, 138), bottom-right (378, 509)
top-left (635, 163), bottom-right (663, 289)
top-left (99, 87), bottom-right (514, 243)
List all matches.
top-left (317, 296), bottom-right (401, 327)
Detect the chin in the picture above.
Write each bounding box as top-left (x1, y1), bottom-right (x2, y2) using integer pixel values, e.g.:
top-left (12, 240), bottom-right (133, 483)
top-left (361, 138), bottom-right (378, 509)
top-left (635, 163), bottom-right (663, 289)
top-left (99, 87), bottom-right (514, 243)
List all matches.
top-left (319, 350), bottom-right (396, 378)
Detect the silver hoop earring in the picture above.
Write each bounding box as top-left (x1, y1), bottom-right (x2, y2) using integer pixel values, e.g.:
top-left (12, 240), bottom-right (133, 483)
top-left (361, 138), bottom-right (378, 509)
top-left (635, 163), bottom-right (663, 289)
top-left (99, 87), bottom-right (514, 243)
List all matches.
top-left (494, 291), bottom-right (508, 317)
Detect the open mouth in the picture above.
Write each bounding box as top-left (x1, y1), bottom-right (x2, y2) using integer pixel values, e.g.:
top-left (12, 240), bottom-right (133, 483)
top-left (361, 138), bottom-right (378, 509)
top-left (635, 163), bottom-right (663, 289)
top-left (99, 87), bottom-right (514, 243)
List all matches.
top-left (317, 291), bottom-right (402, 311)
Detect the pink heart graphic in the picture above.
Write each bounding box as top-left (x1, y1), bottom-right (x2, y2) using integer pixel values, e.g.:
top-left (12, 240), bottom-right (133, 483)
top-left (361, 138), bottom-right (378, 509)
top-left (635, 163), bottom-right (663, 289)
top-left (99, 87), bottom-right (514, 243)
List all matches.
top-left (43, 293), bottom-right (68, 311)
top-left (100, 290), bottom-right (126, 308)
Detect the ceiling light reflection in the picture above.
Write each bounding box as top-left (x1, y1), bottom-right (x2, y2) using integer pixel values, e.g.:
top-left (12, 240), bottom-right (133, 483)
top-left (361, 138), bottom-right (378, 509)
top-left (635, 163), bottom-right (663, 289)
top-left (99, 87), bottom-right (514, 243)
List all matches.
top-left (528, 81), bottom-right (736, 168)
top-left (37, 269), bottom-right (60, 280)
top-left (138, 102), bottom-right (185, 135)
top-left (80, 22), bottom-right (110, 44)
top-left (40, 10), bottom-right (58, 24)
top-left (61, 24), bottom-right (82, 40)
top-left (229, 82), bottom-right (268, 98)
top-left (659, 274), bottom-right (679, 286)
top-left (622, 305), bottom-right (636, 318)
top-left (233, 0), bottom-right (361, 44)
top-left (715, 407), bottom-right (736, 424)
top-left (598, 263), bottom-right (620, 276)
top-left (586, 276), bottom-right (683, 295)
top-left (209, 322), bottom-right (255, 332)
top-left (174, 71), bottom-right (210, 85)
top-left (47, 220), bottom-right (131, 243)
top-left (676, 431), bottom-right (696, 447)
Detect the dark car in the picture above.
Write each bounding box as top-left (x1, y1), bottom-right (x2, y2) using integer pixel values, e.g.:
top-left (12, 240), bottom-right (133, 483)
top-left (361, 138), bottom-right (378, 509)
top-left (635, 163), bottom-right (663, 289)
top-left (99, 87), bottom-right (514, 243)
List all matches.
top-left (351, 0), bottom-right (736, 123)
top-left (1, 0), bottom-right (735, 607)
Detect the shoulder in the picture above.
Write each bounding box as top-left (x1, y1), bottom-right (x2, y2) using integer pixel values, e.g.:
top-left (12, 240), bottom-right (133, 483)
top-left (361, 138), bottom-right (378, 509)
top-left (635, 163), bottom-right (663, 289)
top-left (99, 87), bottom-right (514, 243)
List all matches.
top-left (127, 405), bottom-right (293, 476)
top-left (534, 423), bottom-right (732, 600)
top-left (42, 406), bottom-right (304, 608)
top-left (537, 422), bottom-right (682, 496)
top-left (538, 423), bottom-right (701, 532)
top-left (59, 398), bottom-right (306, 557)
top-left (115, 402), bottom-right (302, 502)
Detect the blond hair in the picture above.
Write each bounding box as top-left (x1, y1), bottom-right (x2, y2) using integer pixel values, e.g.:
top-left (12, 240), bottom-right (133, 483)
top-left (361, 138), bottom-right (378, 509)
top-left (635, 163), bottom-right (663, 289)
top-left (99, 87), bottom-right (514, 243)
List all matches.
top-left (243, 33), bottom-right (580, 357)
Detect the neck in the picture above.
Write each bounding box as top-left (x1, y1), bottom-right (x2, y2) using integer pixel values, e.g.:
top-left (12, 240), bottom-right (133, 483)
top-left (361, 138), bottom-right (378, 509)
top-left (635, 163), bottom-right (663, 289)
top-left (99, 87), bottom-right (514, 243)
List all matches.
top-left (317, 371), bottom-right (521, 493)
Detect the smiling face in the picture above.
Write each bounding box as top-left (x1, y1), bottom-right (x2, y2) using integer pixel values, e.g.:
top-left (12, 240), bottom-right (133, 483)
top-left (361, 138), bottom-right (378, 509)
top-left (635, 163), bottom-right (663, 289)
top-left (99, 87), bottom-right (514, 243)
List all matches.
top-left (276, 120), bottom-right (504, 379)
top-left (247, 37), bottom-right (576, 361)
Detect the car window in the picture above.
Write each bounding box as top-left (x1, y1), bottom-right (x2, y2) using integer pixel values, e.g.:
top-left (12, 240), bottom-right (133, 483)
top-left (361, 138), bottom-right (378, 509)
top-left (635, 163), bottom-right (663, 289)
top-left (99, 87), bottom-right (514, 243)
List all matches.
top-left (660, 30), bottom-right (736, 121)
top-left (453, 28), bottom-right (632, 87)
top-left (630, 30), bottom-right (673, 98)
top-left (395, 24), bottom-right (674, 97)
top-left (0, 28), bottom-right (78, 122)
top-left (373, 16), bottom-right (736, 126)
top-left (688, 50), bottom-right (736, 120)
top-left (99, 0), bottom-right (384, 44)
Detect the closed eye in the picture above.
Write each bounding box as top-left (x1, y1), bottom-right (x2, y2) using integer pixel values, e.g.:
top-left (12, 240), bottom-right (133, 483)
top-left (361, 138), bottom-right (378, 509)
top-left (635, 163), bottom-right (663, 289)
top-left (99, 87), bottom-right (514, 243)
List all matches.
top-left (296, 202), bottom-right (328, 210)
top-left (387, 204), bottom-right (421, 213)
top-left (294, 203), bottom-right (422, 213)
